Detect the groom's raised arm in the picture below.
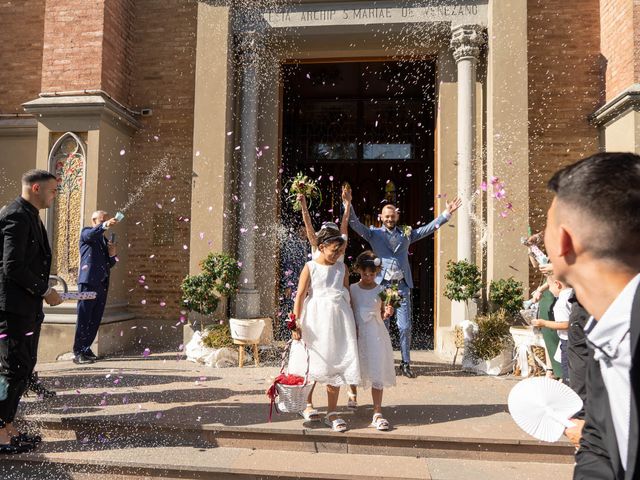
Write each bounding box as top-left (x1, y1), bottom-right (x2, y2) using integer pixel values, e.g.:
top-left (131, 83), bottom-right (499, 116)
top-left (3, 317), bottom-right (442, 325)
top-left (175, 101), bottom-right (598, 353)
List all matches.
top-left (346, 204), bottom-right (373, 242)
top-left (409, 195), bottom-right (461, 244)
top-left (409, 211), bottom-right (451, 244)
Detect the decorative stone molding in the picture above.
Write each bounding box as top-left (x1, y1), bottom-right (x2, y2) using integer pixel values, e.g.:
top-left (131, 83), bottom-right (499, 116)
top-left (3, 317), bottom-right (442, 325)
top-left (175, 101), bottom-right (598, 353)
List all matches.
top-left (22, 94), bottom-right (142, 133)
top-left (450, 24), bottom-right (486, 62)
top-left (591, 84), bottom-right (640, 126)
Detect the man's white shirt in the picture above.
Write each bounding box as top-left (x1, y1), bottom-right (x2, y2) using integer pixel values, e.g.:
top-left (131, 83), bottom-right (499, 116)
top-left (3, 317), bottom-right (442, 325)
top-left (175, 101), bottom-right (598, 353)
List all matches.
top-left (585, 273), bottom-right (640, 471)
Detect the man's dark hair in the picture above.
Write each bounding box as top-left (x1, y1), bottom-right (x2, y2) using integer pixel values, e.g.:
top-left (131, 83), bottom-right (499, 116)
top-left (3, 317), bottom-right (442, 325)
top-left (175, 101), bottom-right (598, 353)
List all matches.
top-left (22, 169), bottom-right (56, 186)
top-left (548, 152), bottom-right (640, 261)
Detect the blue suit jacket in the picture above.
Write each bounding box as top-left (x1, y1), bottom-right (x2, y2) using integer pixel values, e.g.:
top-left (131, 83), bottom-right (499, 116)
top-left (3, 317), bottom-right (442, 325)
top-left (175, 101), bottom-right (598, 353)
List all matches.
top-left (78, 224), bottom-right (116, 286)
top-left (348, 205), bottom-right (450, 289)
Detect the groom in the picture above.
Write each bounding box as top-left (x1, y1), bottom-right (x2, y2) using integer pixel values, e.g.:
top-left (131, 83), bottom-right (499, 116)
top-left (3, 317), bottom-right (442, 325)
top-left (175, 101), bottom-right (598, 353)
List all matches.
top-left (344, 188), bottom-right (461, 378)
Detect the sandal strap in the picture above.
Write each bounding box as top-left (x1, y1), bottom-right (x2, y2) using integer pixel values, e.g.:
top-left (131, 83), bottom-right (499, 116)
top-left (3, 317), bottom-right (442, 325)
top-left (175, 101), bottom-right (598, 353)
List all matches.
top-left (326, 411), bottom-right (340, 418)
top-left (347, 392), bottom-right (357, 399)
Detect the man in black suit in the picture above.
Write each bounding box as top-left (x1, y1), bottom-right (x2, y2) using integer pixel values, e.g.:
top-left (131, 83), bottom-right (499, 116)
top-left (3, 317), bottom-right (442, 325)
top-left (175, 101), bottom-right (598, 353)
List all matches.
top-left (544, 152), bottom-right (640, 479)
top-left (73, 210), bottom-right (118, 364)
top-left (0, 169), bottom-right (63, 453)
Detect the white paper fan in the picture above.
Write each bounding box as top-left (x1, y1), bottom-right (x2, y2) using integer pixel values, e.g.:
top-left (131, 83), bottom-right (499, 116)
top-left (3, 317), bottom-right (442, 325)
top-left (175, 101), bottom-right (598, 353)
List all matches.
top-left (60, 291), bottom-right (97, 300)
top-left (508, 377), bottom-right (583, 442)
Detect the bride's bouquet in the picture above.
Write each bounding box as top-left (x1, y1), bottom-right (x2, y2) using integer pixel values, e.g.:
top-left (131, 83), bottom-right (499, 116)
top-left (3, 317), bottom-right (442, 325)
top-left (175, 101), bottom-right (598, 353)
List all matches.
top-left (288, 172), bottom-right (322, 211)
top-left (378, 282), bottom-right (404, 308)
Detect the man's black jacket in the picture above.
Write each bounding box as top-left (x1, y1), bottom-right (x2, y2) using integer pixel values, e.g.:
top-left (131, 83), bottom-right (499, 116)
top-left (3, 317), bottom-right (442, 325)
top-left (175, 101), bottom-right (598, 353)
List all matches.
top-left (0, 197), bottom-right (52, 322)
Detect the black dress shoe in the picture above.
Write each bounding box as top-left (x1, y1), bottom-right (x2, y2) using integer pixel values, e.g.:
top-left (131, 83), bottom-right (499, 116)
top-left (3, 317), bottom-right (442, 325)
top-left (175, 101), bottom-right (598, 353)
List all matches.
top-left (400, 363), bottom-right (416, 378)
top-left (25, 372), bottom-right (56, 398)
top-left (0, 441), bottom-right (35, 454)
top-left (73, 353), bottom-right (95, 365)
top-left (84, 349), bottom-right (99, 361)
top-left (16, 433), bottom-right (42, 444)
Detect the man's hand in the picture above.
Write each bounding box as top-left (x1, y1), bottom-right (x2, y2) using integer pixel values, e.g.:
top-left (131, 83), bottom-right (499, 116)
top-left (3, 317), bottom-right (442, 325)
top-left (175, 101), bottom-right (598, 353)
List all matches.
top-left (342, 186), bottom-right (352, 204)
top-left (383, 305), bottom-right (394, 319)
top-left (104, 217), bottom-right (119, 228)
top-left (445, 195), bottom-right (463, 215)
top-left (44, 289), bottom-right (63, 306)
top-left (564, 419), bottom-right (585, 448)
top-left (539, 263), bottom-right (553, 274)
top-left (531, 319), bottom-right (545, 328)
top-left (107, 240), bottom-right (117, 257)
top-left (525, 232), bottom-right (544, 246)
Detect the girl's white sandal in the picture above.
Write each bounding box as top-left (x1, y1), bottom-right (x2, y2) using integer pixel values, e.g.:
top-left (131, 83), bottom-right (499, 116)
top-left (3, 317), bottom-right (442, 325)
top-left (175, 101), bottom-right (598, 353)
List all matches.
top-left (324, 412), bottom-right (347, 432)
top-left (299, 404), bottom-right (320, 422)
top-left (370, 413), bottom-right (390, 431)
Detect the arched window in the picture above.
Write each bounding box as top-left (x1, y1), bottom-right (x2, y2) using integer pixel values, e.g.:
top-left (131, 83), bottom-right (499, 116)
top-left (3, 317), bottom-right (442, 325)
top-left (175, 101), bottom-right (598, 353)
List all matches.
top-left (48, 132), bottom-right (86, 286)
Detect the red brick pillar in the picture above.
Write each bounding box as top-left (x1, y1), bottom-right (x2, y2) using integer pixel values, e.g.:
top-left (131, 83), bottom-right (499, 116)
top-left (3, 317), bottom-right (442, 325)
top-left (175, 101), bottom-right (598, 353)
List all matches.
top-left (40, 0), bottom-right (133, 105)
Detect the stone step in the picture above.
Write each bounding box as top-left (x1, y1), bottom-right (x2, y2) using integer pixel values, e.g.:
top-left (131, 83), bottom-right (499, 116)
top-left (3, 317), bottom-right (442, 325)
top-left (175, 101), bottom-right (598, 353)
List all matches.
top-left (33, 413), bottom-right (574, 465)
top-left (0, 444), bottom-right (574, 480)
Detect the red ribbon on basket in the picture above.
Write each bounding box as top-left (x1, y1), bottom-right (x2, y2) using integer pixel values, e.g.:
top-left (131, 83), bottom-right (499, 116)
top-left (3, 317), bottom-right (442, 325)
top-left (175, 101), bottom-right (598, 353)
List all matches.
top-left (267, 374), bottom-right (305, 422)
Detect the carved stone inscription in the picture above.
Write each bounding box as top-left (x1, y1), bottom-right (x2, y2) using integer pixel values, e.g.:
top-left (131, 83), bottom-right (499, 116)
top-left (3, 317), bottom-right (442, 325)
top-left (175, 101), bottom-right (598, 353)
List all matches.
top-left (264, 1), bottom-right (488, 28)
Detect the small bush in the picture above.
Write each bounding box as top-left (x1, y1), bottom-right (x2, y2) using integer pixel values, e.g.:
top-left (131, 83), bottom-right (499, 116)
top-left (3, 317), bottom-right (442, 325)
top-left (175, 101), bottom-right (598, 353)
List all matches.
top-left (201, 323), bottom-right (233, 349)
top-left (489, 277), bottom-right (524, 318)
top-left (444, 260), bottom-right (482, 303)
top-left (181, 252), bottom-right (241, 317)
top-left (469, 310), bottom-right (512, 361)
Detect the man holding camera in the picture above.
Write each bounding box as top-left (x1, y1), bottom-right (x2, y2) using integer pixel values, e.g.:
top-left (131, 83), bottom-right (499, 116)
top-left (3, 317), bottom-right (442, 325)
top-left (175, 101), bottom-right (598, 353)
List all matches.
top-left (73, 210), bottom-right (118, 364)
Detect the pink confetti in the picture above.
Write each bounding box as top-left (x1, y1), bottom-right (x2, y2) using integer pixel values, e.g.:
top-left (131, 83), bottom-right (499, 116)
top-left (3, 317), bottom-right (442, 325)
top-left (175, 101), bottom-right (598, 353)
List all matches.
top-left (329, 176), bottom-right (334, 181)
top-left (141, 300), bottom-right (146, 305)
top-left (0, 334), bottom-right (7, 340)
top-left (199, 232), bottom-right (205, 240)
top-left (142, 348), bottom-right (151, 357)
top-left (25, 331), bottom-right (34, 336)
top-left (155, 412), bottom-right (163, 419)
top-left (81, 265), bottom-right (89, 271)
top-left (480, 181), bottom-right (487, 191)
top-left (490, 176), bottom-right (500, 185)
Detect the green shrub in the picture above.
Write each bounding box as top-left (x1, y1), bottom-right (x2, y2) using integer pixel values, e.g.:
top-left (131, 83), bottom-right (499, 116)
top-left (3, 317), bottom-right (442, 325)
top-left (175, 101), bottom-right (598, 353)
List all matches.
top-left (444, 260), bottom-right (482, 303)
top-left (201, 323), bottom-right (234, 349)
top-left (469, 309), bottom-right (512, 361)
top-left (489, 277), bottom-right (524, 317)
top-left (181, 252), bottom-right (241, 317)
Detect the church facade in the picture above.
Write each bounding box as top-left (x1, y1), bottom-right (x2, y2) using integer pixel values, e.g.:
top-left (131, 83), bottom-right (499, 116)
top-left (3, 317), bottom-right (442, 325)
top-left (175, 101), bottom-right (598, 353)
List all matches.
top-left (0, 0), bottom-right (632, 359)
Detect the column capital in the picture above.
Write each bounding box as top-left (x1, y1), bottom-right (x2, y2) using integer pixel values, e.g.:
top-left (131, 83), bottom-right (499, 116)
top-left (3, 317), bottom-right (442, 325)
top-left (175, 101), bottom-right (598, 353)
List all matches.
top-left (236, 30), bottom-right (264, 66)
top-left (450, 24), bottom-right (486, 62)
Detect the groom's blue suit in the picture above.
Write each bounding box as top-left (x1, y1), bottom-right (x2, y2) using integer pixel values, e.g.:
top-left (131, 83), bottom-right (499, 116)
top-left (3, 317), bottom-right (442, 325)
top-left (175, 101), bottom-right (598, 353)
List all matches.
top-left (348, 205), bottom-right (451, 364)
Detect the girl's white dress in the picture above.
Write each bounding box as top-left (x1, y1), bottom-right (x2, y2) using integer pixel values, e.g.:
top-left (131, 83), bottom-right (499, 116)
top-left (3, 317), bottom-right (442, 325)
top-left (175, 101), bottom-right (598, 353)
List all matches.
top-left (350, 283), bottom-right (396, 389)
top-left (299, 260), bottom-right (360, 386)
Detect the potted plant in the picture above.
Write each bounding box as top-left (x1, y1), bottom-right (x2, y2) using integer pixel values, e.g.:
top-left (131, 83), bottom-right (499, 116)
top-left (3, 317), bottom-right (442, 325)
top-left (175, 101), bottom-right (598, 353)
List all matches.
top-left (181, 252), bottom-right (241, 326)
top-left (444, 260), bottom-right (482, 319)
top-left (468, 309), bottom-right (514, 375)
top-left (489, 277), bottom-right (524, 321)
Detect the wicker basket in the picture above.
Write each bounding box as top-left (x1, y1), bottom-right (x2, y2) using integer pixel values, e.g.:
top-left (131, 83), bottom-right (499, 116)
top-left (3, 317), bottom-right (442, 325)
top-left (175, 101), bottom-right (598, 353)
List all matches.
top-left (271, 339), bottom-right (313, 415)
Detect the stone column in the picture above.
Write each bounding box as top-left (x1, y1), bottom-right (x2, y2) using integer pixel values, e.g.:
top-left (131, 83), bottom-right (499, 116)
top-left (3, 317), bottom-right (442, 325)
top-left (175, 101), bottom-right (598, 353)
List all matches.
top-left (450, 24), bottom-right (485, 323)
top-left (234, 30), bottom-right (263, 319)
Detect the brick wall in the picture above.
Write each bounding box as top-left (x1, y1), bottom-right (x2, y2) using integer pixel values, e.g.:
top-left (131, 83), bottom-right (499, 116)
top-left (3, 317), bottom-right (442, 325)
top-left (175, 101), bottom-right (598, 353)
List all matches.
top-left (0, 0), bottom-right (46, 112)
top-left (527, 0), bottom-right (604, 286)
top-left (102, 0), bottom-right (135, 105)
top-left (124, 0), bottom-right (198, 321)
top-left (41, 0), bottom-right (105, 92)
top-left (601, 0), bottom-right (635, 101)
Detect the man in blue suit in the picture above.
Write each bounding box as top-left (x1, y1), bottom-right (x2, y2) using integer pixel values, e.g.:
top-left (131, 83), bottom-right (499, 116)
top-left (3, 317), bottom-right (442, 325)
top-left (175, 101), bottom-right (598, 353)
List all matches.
top-left (345, 189), bottom-right (461, 378)
top-left (73, 211), bottom-right (118, 364)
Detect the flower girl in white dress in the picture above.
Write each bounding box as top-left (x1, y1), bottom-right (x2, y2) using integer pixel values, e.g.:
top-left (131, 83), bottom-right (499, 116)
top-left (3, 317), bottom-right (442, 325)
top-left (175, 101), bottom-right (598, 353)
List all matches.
top-left (291, 225), bottom-right (360, 432)
top-left (349, 251), bottom-right (396, 430)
